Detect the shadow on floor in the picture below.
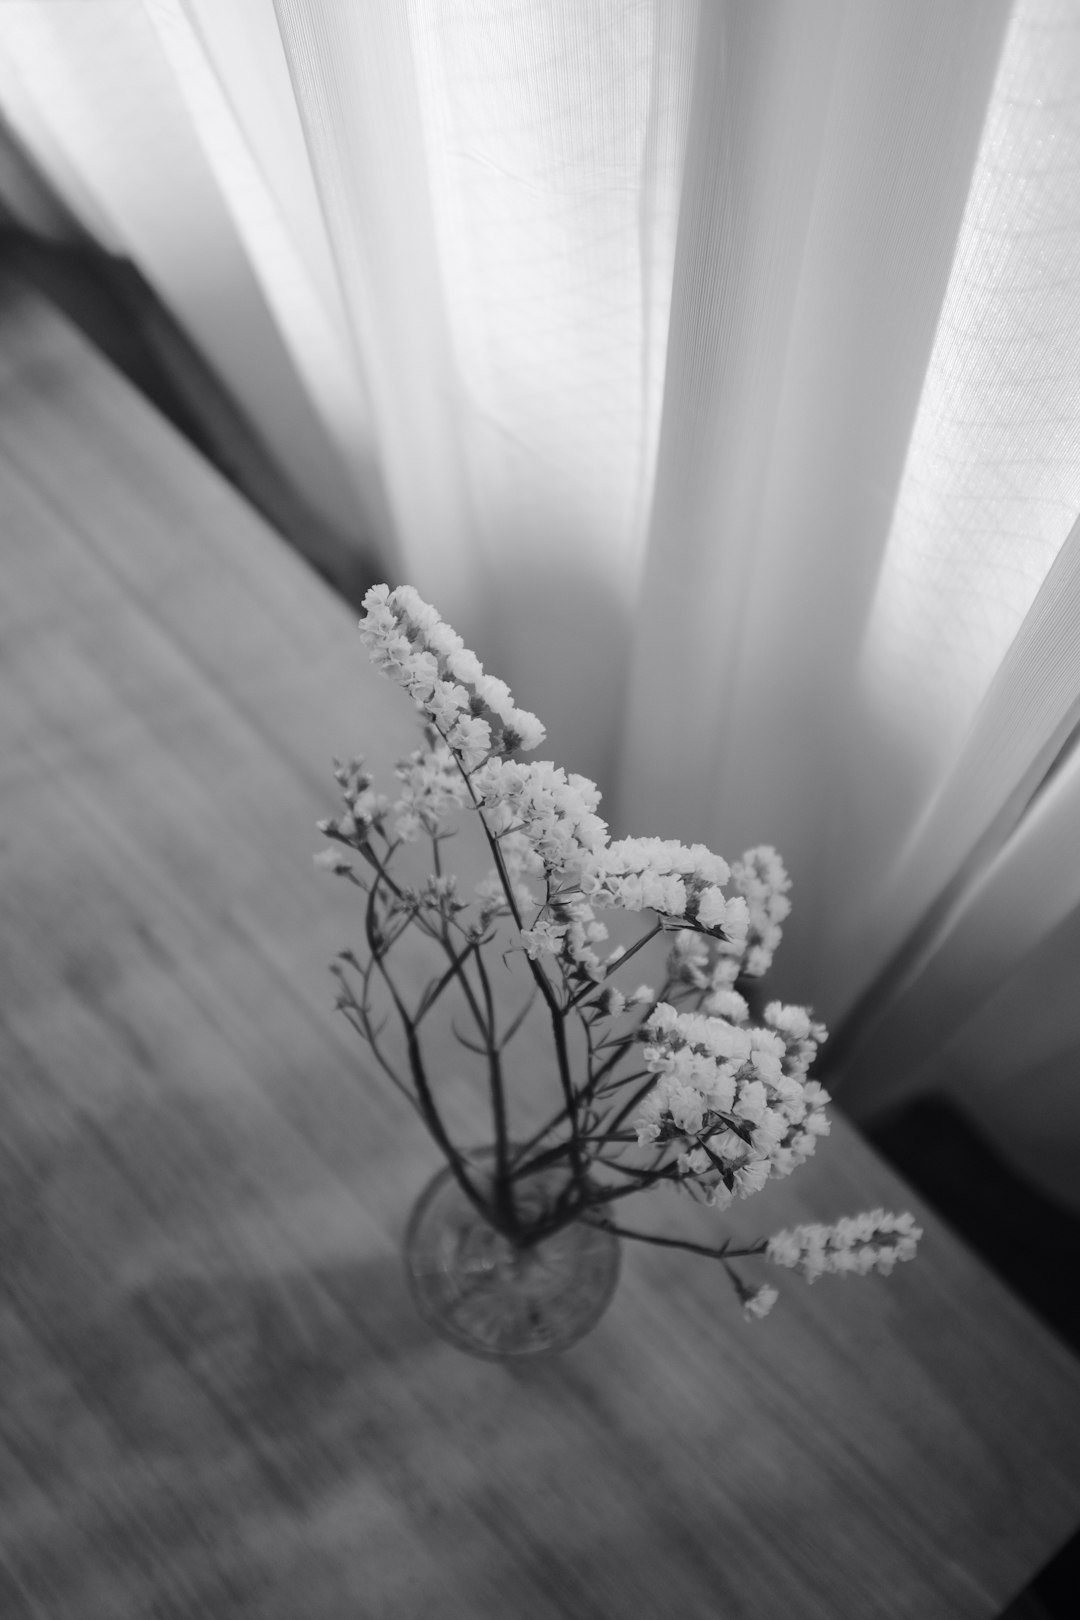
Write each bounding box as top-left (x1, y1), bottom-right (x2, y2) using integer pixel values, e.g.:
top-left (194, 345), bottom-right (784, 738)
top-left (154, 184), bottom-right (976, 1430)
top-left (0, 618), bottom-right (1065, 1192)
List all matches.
top-left (867, 1096), bottom-right (1080, 1620)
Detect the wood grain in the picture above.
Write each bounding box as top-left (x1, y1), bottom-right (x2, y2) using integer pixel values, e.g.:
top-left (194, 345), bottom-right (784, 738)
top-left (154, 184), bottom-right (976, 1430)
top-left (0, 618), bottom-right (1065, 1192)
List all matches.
top-left (2, 270), bottom-right (1079, 1619)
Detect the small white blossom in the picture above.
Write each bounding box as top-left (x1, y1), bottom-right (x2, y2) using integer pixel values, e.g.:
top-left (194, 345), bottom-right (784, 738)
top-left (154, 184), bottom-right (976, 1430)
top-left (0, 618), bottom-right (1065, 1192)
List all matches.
top-left (592, 986), bottom-right (626, 1018)
top-left (392, 740), bottom-right (469, 840)
top-left (742, 1284), bottom-right (779, 1321)
top-left (313, 848), bottom-right (353, 874)
top-left (696, 885), bottom-right (730, 930)
top-left (703, 988), bottom-right (749, 1023)
top-left (521, 920), bottom-right (566, 959)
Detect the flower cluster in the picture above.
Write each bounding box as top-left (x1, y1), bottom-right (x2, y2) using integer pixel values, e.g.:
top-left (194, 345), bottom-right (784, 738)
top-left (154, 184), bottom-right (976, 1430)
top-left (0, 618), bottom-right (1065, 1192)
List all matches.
top-left (473, 757), bottom-right (609, 879)
top-left (739, 1282), bottom-right (780, 1321)
top-left (633, 1000), bottom-right (830, 1207)
top-left (730, 846), bottom-right (792, 977)
top-left (520, 897), bottom-right (609, 979)
top-left (765, 1212), bottom-right (922, 1281)
top-left (353, 586), bottom-right (771, 972)
top-left (318, 583), bottom-right (922, 1332)
top-left (582, 837), bottom-right (748, 938)
top-left (668, 929), bottom-right (745, 1004)
top-left (391, 737), bottom-right (470, 842)
top-left (359, 583), bottom-right (546, 766)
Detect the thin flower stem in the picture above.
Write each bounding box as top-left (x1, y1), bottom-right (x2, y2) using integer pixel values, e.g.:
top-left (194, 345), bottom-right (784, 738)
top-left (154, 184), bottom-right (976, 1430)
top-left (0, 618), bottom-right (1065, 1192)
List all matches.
top-left (578, 1218), bottom-right (767, 1264)
top-left (414, 940), bottom-right (484, 1023)
top-left (508, 1109), bottom-right (570, 1167)
top-left (589, 1030), bottom-right (645, 1087)
top-left (577, 1164), bottom-right (682, 1206)
top-left (514, 1130), bottom-right (637, 1178)
top-left (400, 1023), bottom-right (490, 1221)
top-left (451, 747), bottom-right (587, 1186)
top-left (331, 966), bottom-right (423, 1118)
top-left (590, 1068), bottom-right (650, 1098)
top-left (496, 986), bottom-right (539, 1050)
top-left (603, 1073), bottom-right (663, 1134)
top-left (471, 939), bottom-right (515, 1231)
top-left (567, 919), bottom-right (664, 1006)
top-left (363, 876), bottom-right (492, 1225)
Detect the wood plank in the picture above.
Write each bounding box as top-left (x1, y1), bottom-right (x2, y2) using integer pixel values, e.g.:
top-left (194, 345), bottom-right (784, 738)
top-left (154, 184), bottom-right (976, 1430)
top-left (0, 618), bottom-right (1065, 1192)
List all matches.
top-left (2, 270), bottom-right (1080, 1619)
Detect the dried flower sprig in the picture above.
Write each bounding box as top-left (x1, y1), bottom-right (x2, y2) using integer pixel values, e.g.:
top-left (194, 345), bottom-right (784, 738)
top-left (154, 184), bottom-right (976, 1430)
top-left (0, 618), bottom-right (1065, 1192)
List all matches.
top-left (317, 585), bottom-right (921, 1317)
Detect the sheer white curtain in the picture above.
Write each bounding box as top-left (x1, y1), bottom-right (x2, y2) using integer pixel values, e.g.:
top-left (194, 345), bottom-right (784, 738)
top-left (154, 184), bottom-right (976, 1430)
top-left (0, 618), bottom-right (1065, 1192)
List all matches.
top-left (2, 0), bottom-right (1080, 1203)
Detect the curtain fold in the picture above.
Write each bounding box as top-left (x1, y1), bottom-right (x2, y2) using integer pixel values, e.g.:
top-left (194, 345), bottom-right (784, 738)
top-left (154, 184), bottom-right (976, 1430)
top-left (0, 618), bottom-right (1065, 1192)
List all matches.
top-left (618, 0), bottom-right (1012, 1013)
top-left (825, 0), bottom-right (1080, 1033)
top-left (828, 511), bottom-right (1080, 1102)
top-left (271, 0), bottom-right (700, 782)
top-left (835, 717), bottom-right (1080, 1137)
top-left (3, 0), bottom-right (1080, 1199)
top-left (0, 1), bottom-right (373, 550)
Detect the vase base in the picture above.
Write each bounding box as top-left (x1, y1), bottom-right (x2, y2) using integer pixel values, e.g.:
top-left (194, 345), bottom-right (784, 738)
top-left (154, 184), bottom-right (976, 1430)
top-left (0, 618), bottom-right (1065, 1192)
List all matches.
top-left (404, 1157), bottom-right (621, 1359)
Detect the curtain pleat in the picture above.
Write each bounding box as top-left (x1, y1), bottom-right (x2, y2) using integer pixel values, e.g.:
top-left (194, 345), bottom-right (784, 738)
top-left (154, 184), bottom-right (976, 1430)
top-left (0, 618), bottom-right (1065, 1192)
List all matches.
top-left (617, 0), bottom-right (1011, 1013)
top-left (827, 0), bottom-right (1080, 1030)
top-left (273, 0), bottom-right (478, 618)
top-left (149, 0), bottom-right (380, 496)
top-left (274, 0), bottom-right (697, 781)
top-left (835, 718), bottom-right (1080, 1130)
top-left (0, 1), bottom-right (366, 547)
top-left (829, 511), bottom-right (1080, 1099)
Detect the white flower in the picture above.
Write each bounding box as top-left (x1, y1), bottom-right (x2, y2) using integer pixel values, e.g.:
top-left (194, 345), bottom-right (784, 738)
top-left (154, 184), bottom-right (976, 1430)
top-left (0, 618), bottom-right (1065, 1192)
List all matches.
top-left (765, 1213), bottom-right (923, 1282)
top-left (393, 810), bottom-right (423, 842)
top-left (721, 895), bottom-right (750, 942)
top-left (359, 584), bottom-right (547, 758)
top-left (444, 713), bottom-right (492, 770)
top-left (764, 1229), bottom-right (802, 1268)
top-left (730, 846), bottom-right (791, 977)
top-left (392, 741), bottom-right (469, 839)
top-left (696, 885), bottom-right (731, 930)
top-left (473, 758), bottom-right (608, 879)
top-left (733, 1080), bottom-right (768, 1125)
top-left (689, 845), bottom-right (730, 887)
top-left (733, 1159), bottom-right (771, 1197)
top-left (642, 870), bottom-right (688, 916)
top-left (313, 848), bottom-right (352, 874)
top-left (703, 988), bottom-right (748, 1023)
top-left (751, 1110), bottom-right (788, 1152)
top-left (702, 1069), bottom-right (737, 1113)
top-left (705, 1128), bottom-right (745, 1164)
top-left (669, 930), bottom-right (710, 988)
top-left (426, 681), bottom-right (471, 730)
top-left (742, 1284), bottom-right (779, 1321)
top-left (666, 1082), bottom-right (706, 1135)
top-left (520, 919), bottom-right (566, 959)
top-left (764, 1002), bottom-right (812, 1041)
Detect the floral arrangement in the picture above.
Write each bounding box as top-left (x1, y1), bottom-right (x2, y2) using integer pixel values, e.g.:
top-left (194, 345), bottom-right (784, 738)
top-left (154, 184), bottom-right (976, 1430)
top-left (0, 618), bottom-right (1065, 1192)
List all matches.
top-left (316, 584), bottom-right (921, 1322)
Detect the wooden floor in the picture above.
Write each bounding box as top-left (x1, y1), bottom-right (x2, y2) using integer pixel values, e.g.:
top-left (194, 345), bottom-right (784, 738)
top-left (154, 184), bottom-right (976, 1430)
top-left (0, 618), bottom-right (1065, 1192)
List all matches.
top-left (3, 269), bottom-right (1080, 1620)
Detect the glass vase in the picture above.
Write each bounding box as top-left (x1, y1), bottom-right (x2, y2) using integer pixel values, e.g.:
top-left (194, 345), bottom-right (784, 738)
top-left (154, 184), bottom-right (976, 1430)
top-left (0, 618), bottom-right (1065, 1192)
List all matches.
top-left (404, 1149), bottom-right (621, 1359)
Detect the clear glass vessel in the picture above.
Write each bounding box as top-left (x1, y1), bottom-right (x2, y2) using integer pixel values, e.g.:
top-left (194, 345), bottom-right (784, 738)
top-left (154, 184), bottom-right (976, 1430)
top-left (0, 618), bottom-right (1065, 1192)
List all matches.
top-left (404, 1150), bottom-right (621, 1359)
